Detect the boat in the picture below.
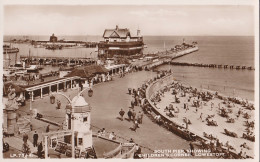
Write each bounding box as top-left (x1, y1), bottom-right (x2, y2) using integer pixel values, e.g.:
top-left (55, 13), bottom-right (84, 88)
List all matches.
top-left (14, 69), bottom-right (27, 76)
top-left (8, 62), bottom-right (24, 70)
top-left (3, 45), bottom-right (19, 54)
top-left (26, 65), bottom-right (39, 73)
top-left (44, 60), bottom-right (52, 65)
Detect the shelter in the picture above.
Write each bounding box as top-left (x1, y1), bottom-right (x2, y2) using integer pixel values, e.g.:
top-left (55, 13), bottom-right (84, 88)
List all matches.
top-left (65, 65), bottom-right (109, 78)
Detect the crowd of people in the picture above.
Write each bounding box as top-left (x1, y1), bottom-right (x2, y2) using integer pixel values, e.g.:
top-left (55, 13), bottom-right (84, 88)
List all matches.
top-left (148, 75), bottom-right (255, 159)
top-left (116, 68), bottom-right (255, 159)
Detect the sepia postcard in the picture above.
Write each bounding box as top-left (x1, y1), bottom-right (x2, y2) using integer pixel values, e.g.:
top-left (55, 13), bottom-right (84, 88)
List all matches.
top-left (0, 0), bottom-right (259, 161)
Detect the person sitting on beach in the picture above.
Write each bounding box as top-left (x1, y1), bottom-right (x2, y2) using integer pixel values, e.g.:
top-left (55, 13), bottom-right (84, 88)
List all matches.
top-left (169, 104), bottom-right (174, 110)
top-left (164, 106), bottom-right (169, 112)
top-left (166, 110), bottom-right (174, 117)
top-left (185, 104), bottom-right (189, 113)
top-left (109, 132), bottom-right (116, 140)
top-left (174, 107), bottom-right (179, 113)
top-left (154, 115), bottom-right (161, 122)
top-left (129, 138), bottom-right (134, 143)
top-left (240, 142), bottom-right (250, 150)
top-left (216, 139), bottom-right (221, 148)
top-left (218, 103), bottom-right (221, 109)
top-left (97, 131), bottom-right (102, 137)
top-left (101, 128), bottom-right (106, 136)
top-left (225, 141), bottom-right (231, 150)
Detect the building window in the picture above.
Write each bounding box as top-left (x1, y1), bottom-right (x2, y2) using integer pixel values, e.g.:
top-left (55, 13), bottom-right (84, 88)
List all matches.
top-left (78, 138), bottom-right (83, 146)
top-left (83, 117), bottom-right (88, 122)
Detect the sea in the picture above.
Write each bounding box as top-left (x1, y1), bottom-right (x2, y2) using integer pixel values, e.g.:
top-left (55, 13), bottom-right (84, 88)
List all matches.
top-left (3, 35), bottom-right (255, 101)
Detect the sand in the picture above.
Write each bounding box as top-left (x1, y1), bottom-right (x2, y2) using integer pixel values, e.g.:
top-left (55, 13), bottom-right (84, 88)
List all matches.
top-left (153, 83), bottom-right (255, 157)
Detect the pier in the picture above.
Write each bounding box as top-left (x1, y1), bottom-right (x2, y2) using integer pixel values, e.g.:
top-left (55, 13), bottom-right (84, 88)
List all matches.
top-left (132, 46), bottom-right (199, 70)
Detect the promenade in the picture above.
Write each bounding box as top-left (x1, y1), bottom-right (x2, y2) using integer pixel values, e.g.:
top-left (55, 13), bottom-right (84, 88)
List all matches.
top-left (15, 70), bottom-right (191, 157)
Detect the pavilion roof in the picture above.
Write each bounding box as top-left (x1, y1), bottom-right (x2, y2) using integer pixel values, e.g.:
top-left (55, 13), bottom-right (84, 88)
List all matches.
top-left (65, 65), bottom-right (109, 78)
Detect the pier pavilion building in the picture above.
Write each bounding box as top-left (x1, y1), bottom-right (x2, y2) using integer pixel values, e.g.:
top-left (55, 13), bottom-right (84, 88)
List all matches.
top-left (98, 25), bottom-right (144, 57)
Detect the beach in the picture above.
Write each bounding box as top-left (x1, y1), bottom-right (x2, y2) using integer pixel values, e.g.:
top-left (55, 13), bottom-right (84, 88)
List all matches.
top-left (151, 78), bottom-right (255, 157)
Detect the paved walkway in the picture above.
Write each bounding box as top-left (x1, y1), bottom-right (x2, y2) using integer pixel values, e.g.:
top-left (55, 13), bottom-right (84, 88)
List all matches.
top-left (4, 136), bottom-right (37, 156)
top-left (15, 71), bottom-right (192, 157)
top-left (84, 71), bottom-right (190, 154)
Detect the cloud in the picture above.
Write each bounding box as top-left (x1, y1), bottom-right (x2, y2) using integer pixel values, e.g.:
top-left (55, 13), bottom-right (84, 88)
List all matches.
top-left (129, 9), bottom-right (188, 17)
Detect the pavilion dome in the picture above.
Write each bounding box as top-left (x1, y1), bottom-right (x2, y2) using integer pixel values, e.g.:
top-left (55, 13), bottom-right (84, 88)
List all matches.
top-left (71, 96), bottom-right (89, 107)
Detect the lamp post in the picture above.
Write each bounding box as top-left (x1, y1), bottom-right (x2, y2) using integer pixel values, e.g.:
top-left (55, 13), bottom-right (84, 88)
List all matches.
top-left (51, 87), bottom-right (93, 159)
top-left (29, 91), bottom-right (32, 111)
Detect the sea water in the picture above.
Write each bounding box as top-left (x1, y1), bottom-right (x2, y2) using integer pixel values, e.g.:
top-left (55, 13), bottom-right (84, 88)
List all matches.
top-left (4, 35), bottom-right (255, 100)
top-left (152, 36), bottom-right (254, 101)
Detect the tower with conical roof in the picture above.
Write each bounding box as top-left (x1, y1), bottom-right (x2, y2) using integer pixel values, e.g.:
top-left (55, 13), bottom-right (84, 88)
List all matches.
top-left (65, 95), bottom-right (93, 152)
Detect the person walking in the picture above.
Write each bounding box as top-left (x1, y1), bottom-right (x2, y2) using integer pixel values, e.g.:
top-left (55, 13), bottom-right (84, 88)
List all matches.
top-left (57, 100), bottom-right (61, 109)
top-left (137, 111), bottom-right (143, 124)
top-left (37, 142), bottom-right (43, 158)
top-left (189, 142), bottom-right (194, 156)
top-left (128, 88), bottom-right (132, 95)
top-left (119, 109), bottom-right (125, 121)
top-left (131, 120), bottom-right (139, 132)
top-left (199, 113), bottom-right (203, 120)
top-left (127, 109), bottom-right (132, 121)
top-left (33, 131), bottom-right (38, 147)
top-left (46, 124), bottom-right (50, 133)
top-left (131, 99), bottom-right (135, 109)
top-left (132, 110), bottom-right (136, 122)
top-left (23, 133), bottom-right (29, 143)
top-left (211, 102), bottom-right (214, 111)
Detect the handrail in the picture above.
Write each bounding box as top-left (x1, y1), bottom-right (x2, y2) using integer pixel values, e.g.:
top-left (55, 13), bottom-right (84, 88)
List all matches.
top-left (103, 144), bottom-right (122, 158)
top-left (118, 145), bottom-right (136, 159)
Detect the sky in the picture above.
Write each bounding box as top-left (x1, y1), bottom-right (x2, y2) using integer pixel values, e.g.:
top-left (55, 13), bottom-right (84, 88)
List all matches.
top-left (3, 5), bottom-right (255, 36)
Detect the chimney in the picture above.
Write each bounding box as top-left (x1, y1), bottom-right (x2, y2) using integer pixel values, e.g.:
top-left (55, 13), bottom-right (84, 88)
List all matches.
top-left (116, 25), bottom-right (118, 30)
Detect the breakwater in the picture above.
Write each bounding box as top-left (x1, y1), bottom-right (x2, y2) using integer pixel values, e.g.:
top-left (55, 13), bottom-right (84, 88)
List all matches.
top-left (170, 62), bottom-right (255, 71)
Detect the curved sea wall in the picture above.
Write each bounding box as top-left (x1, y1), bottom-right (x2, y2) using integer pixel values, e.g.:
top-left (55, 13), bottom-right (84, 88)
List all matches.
top-left (145, 74), bottom-right (197, 141)
top-left (144, 74), bottom-right (249, 159)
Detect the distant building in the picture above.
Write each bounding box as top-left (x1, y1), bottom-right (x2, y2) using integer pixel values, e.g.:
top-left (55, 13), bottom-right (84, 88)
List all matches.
top-left (98, 25), bottom-right (144, 57)
top-left (49, 33), bottom-right (58, 42)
